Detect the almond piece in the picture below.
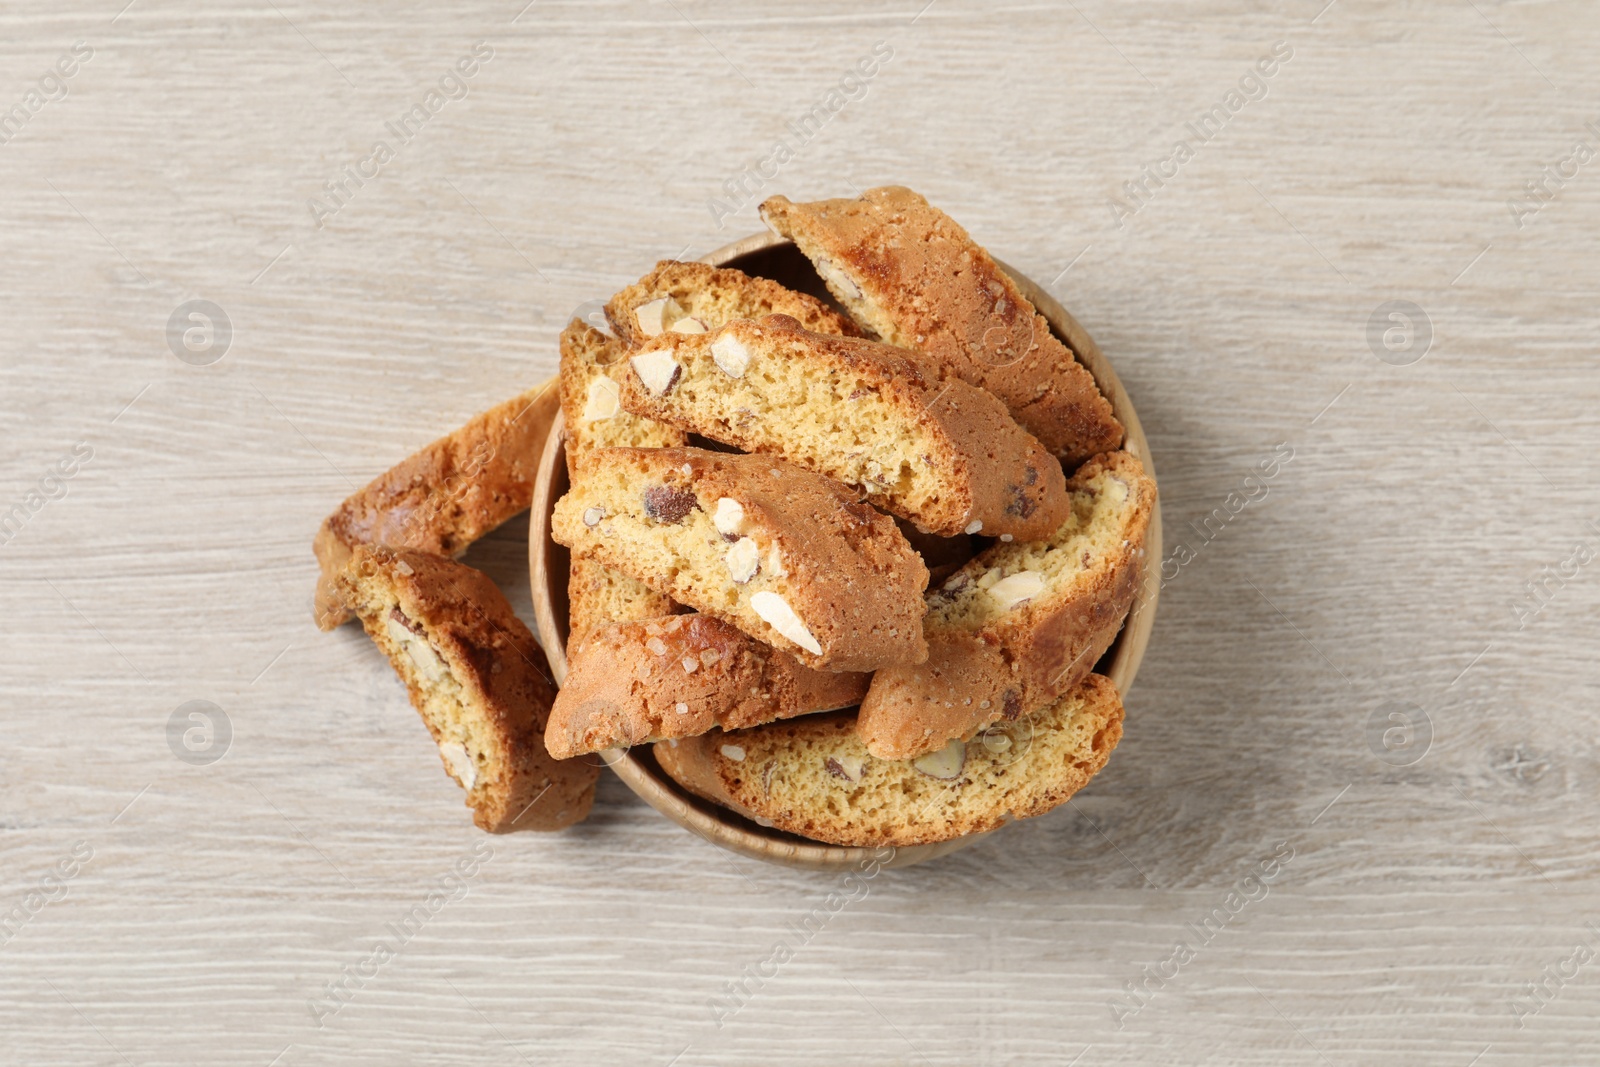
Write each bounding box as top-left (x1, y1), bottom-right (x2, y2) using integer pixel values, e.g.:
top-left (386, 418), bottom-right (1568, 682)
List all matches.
top-left (634, 296), bottom-right (683, 337)
top-left (711, 334), bottom-right (751, 378)
top-left (712, 497), bottom-right (745, 537)
top-left (986, 570), bottom-right (1045, 610)
top-left (669, 316), bottom-right (708, 335)
top-left (582, 376), bottom-right (620, 421)
top-left (814, 256), bottom-right (863, 300)
top-left (630, 349), bottom-right (681, 395)
top-left (726, 537), bottom-right (761, 584)
top-left (912, 739), bottom-right (966, 780)
top-left (825, 755), bottom-right (866, 782)
top-left (438, 740), bottom-right (477, 790)
top-left (750, 591), bottom-right (820, 655)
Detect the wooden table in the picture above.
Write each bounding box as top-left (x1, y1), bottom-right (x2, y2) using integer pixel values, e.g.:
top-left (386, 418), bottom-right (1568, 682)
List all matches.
top-left (3, 2), bottom-right (1596, 1063)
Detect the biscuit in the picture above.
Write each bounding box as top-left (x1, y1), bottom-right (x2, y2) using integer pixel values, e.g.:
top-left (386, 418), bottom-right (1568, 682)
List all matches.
top-left (313, 383), bottom-right (559, 630)
top-left (857, 451), bottom-right (1154, 760)
top-left (566, 555), bottom-right (682, 643)
top-left (545, 613), bottom-right (869, 758)
top-left (613, 314), bottom-right (1069, 539)
top-left (655, 673), bottom-right (1124, 847)
top-left (551, 447), bottom-right (929, 672)
top-left (760, 186), bottom-right (1123, 465)
top-left (335, 546), bottom-right (597, 832)
top-left (604, 259), bottom-right (856, 348)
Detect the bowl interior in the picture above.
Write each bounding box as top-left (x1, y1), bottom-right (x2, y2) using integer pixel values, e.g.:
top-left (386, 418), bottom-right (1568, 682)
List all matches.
top-left (529, 233), bottom-right (1161, 870)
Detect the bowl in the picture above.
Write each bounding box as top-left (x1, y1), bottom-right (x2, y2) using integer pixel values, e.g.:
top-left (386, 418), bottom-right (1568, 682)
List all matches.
top-left (529, 231), bottom-right (1162, 870)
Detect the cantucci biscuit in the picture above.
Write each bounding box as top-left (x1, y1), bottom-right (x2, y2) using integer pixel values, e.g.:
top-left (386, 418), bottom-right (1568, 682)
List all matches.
top-left (857, 451), bottom-right (1154, 760)
top-left (335, 546), bottom-right (597, 832)
top-left (604, 259), bottom-right (856, 348)
top-left (545, 613), bottom-right (869, 758)
top-left (612, 314), bottom-right (1069, 540)
top-left (761, 186), bottom-right (1123, 465)
top-left (313, 382), bottom-right (559, 629)
top-left (655, 674), bottom-right (1125, 847)
top-left (551, 447), bottom-right (929, 672)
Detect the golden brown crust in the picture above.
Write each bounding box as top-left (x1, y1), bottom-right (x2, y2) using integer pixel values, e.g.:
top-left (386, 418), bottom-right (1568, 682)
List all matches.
top-left (612, 315), bottom-right (1070, 539)
top-left (335, 547), bottom-right (597, 832)
top-left (654, 674), bottom-right (1125, 847)
top-left (604, 259), bottom-right (858, 348)
top-left (760, 186), bottom-right (1123, 465)
top-left (857, 451), bottom-right (1155, 760)
top-left (545, 613), bottom-right (869, 758)
top-left (313, 383), bottom-right (560, 630)
top-left (552, 447), bottom-right (929, 672)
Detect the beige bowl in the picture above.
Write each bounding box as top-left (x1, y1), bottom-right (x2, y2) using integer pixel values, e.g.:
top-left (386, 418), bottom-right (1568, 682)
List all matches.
top-left (529, 232), bottom-right (1162, 870)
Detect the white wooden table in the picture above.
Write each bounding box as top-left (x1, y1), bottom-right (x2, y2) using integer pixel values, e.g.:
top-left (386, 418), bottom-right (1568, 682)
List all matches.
top-left (3, 2), bottom-right (1597, 1063)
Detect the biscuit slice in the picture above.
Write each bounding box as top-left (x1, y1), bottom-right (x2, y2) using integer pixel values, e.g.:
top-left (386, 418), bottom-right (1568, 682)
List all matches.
top-left (857, 451), bottom-right (1154, 760)
top-left (655, 673), bottom-right (1125, 848)
top-left (604, 259), bottom-right (857, 349)
top-left (335, 546), bottom-right (597, 832)
top-left (551, 447), bottom-right (929, 672)
top-left (613, 315), bottom-right (1069, 540)
top-left (760, 186), bottom-right (1123, 465)
top-left (313, 383), bottom-right (559, 630)
top-left (545, 614), bottom-right (870, 758)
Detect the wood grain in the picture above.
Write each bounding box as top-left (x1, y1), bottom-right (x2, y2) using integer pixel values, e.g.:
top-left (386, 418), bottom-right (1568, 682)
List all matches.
top-left (3, 0), bottom-right (1599, 1063)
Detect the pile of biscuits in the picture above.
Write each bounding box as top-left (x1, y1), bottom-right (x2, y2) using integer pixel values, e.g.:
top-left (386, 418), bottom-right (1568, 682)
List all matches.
top-left (312, 186), bottom-right (1155, 849)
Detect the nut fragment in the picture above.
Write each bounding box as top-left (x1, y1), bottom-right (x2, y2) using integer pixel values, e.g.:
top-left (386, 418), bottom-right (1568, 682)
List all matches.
top-left (964, 520), bottom-right (984, 535)
top-left (987, 570), bottom-right (1045, 610)
top-left (634, 296), bottom-right (683, 337)
top-left (681, 656), bottom-right (699, 674)
top-left (385, 607), bottom-right (448, 683)
top-left (720, 744), bottom-right (747, 762)
top-left (824, 755), bottom-right (866, 782)
top-left (582, 376), bottom-right (621, 421)
top-left (765, 544), bottom-right (787, 578)
top-left (438, 740), bottom-right (477, 790)
top-left (912, 739), bottom-right (966, 780)
top-left (712, 497), bottom-right (745, 537)
top-left (725, 537), bottom-right (761, 584)
top-left (630, 349), bottom-right (682, 395)
top-left (643, 484), bottom-right (697, 524)
top-left (750, 591), bottom-right (820, 655)
top-left (815, 256), bottom-right (863, 301)
top-left (582, 506), bottom-right (605, 528)
top-left (668, 316), bottom-right (708, 335)
top-left (711, 334), bottom-right (751, 377)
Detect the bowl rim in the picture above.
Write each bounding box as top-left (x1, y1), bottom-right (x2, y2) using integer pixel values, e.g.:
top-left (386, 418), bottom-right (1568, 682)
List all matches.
top-left (528, 230), bottom-right (1162, 871)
